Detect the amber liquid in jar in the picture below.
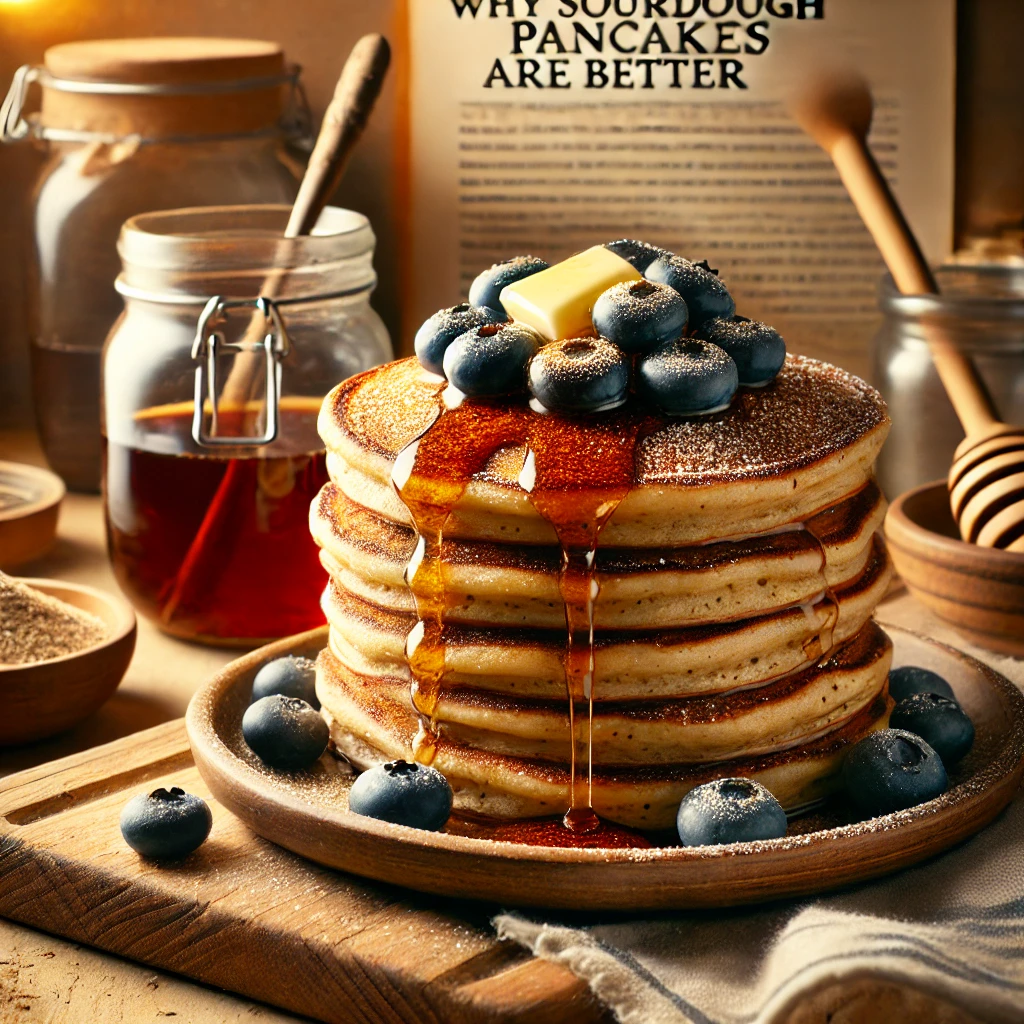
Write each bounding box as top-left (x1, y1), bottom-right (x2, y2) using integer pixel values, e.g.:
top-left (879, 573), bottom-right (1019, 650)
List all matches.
top-left (104, 398), bottom-right (328, 645)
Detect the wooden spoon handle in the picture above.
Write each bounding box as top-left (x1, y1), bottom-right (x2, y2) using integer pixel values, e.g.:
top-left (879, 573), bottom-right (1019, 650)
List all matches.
top-left (829, 132), bottom-right (999, 438)
top-left (285, 33), bottom-right (390, 239)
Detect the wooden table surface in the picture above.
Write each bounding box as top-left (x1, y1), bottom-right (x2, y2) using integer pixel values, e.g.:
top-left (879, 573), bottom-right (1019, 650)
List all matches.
top-left (0, 430), bottom-right (987, 1024)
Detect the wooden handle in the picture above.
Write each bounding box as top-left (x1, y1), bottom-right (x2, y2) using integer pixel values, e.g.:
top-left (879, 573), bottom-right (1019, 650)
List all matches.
top-left (285, 34), bottom-right (390, 239)
top-left (216, 34), bottom-right (390, 409)
top-left (829, 132), bottom-right (999, 438)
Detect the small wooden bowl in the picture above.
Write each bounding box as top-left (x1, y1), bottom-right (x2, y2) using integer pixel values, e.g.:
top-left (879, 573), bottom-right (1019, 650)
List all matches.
top-left (885, 481), bottom-right (1024, 656)
top-left (0, 461), bottom-right (65, 570)
top-left (0, 578), bottom-right (136, 745)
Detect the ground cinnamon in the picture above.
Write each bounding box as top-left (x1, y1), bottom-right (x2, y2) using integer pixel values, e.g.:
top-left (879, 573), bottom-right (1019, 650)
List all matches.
top-left (0, 573), bottom-right (108, 664)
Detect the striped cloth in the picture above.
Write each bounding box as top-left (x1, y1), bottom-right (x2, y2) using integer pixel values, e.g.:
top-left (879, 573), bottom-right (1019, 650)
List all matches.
top-left (495, 609), bottom-right (1024, 1024)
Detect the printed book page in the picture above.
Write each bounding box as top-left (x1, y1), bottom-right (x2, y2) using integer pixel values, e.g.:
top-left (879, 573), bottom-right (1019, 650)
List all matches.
top-left (405, 0), bottom-right (955, 378)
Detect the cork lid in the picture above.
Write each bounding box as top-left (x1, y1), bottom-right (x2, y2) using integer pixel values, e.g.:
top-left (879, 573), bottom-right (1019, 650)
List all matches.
top-left (39, 37), bottom-right (290, 139)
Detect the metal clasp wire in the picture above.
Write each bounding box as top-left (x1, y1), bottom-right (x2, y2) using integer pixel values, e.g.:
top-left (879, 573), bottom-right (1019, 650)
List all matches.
top-left (1, 65), bottom-right (39, 143)
top-left (190, 295), bottom-right (291, 448)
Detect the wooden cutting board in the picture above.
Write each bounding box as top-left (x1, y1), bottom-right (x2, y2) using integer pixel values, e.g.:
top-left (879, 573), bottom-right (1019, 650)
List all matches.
top-left (0, 720), bottom-right (611, 1024)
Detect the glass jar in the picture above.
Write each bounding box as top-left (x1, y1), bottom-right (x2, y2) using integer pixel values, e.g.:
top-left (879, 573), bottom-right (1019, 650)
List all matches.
top-left (102, 204), bottom-right (392, 646)
top-left (2, 38), bottom-right (310, 491)
top-left (873, 266), bottom-right (1024, 499)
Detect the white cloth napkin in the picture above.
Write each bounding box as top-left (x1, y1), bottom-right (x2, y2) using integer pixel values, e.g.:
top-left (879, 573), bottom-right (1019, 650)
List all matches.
top-left (495, 605), bottom-right (1024, 1024)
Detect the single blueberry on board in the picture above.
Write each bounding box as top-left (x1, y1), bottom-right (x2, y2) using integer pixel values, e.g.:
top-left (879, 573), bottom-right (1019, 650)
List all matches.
top-left (636, 337), bottom-right (738, 416)
top-left (890, 693), bottom-right (975, 766)
top-left (592, 279), bottom-right (688, 354)
top-left (842, 728), bottom-right (948, 817)
top-left (251, 655), bottom-right (319, 709)
top-left (676, 777), bottom-right (787, 847)
top-left (242, 694), bottom-right (329, 771)
top-left (696, 317), bottom-right (786, 387)
top-left (120, 786), bottom-right (212, 860)
top-left (604, 238), bottom-right (673, 273)
top-left (468, 256), bottom-right (549, 314)
top-left (442, 321), bottom-right (541, 397)
top-left (414, 303), bottom-right (505, 376)
top-left (528, 336), bottom-right (630, 413)
top-left (888, 665), bottom-right (957, 704)
top-left (348, 759), bottom-right (453, 831)
top-left (645, 254), bottom-right (736, 328)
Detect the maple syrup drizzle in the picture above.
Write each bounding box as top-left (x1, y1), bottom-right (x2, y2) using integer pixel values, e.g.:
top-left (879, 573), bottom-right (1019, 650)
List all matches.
top-left (391, 392), bottom-right (526, 763)
top-left (521, 407), bottom-right (654, 833)
top-left (799, 516), bottom-right (840, 663)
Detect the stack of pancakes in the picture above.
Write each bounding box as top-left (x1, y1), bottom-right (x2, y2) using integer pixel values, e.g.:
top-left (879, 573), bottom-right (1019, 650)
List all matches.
top-left (312, 354), bottom-right (893, 830)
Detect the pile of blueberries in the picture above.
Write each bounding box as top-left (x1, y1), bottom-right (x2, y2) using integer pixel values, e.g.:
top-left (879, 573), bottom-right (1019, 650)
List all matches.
top-left (416, 240), bottom-right (787, 416)
top-left (119, 660), bottom-right (973, 859)
top-left (119, 655), bottom-right (454, 859)
top-left (685, 664), bottom-right (974, 846)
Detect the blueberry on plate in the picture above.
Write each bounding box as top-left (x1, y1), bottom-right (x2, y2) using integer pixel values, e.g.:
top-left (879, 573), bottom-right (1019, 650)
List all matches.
top-left (592, 279), bottom-right (688, 354)
top-left (696, 317), bottom-right (785, 387)
top-left (637, 337), bottom-right (738, 416)
top-left (604, 238), bottom-right (673, 273)
top-left (676, 777), bottom-right (787, 846)
top-left (242, 694), bottom-right (329, 771)
top-left (443, 321), bottom-right (541, 397)
top-left (252, 655), bottom-right (319, 709)
top-left (468, 256), bottom-right (549, 314)
top-left (120, 786), bottom-right (212, 860)
top-left (645, 255), bottom-right (735, 328)
top-left (349, 759), bottom-right (453, 831)
top-left (528, 336), bottom-right (630, 413)
top-left (842, 728), bottom-right (948, 817)
top-left (888, 665), bottom-right (957, 704)
top-left (890, 693), bottom-right (974, 766)
top-left (414, 303), bottom-right (505, 376)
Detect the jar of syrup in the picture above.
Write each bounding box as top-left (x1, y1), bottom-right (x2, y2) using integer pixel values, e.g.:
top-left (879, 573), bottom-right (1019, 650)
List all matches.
top-left (102, 204), bottom-right (391, 646)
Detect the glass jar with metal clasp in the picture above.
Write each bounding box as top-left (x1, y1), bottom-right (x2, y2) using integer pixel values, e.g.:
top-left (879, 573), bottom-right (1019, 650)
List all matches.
top-left (1, 37), bottom-right (312, 491)
top-left (102, 204), bottom-right (392, 647)
top-left (873, 265), bottom-right (1024, 498)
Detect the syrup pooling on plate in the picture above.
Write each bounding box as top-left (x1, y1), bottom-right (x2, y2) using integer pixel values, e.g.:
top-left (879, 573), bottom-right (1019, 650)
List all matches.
top-left (391, 390), bottom-right (527, 762)
top-left (521, 404), bottom-right (656, 832)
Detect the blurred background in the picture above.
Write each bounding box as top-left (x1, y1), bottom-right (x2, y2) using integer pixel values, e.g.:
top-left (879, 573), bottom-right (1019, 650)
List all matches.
top-left (0, 0), bottom-right (1021, 433)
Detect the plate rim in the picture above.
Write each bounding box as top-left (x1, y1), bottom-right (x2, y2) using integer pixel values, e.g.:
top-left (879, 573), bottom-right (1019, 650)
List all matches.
top-left (186, 624), bottom-right (1024, 906)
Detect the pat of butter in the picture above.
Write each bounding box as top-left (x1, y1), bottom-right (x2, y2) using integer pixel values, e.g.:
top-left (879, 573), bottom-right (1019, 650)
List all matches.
top-left (499, 246), bottom-right (640, 342)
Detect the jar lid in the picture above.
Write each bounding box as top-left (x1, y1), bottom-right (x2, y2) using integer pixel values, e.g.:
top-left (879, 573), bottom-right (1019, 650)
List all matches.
top-left (38, 37), bottom-right (292, 140)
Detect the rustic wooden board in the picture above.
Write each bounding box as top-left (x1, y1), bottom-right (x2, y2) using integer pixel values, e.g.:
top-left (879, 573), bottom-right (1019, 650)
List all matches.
top-left (0, 720), bottom-right (611, 1024)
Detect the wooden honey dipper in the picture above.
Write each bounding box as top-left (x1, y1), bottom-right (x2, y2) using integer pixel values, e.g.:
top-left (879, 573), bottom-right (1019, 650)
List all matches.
top-left (792, 74), bottom-right (1024, 551)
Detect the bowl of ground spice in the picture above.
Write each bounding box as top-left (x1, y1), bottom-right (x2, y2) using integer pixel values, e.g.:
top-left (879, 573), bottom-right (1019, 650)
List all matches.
top-left (0, 574), bottom-right (136, 744)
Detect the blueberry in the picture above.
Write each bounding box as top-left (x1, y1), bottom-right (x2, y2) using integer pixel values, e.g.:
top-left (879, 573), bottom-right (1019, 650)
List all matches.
top-left (468, 256), bottom-right (549, 314)
top-left (252, 655), bottom-right (319, 709)
top-left (120, 786), bottom-right (212, 860)
top-left (637, 337), bottom-right (738, 416)
top-left (676, 777), bottom-right (787, 846)
top-left (443, 321), bottom-right (540, 397)
top-left (604, 238), bottom-right (672, 273)
top-left (242, 694), bottom-right (329, 771)
top-left (349, 759), bottom-right (453, 831)
top-left (645, 255), bottom-right (735, 328)
top-left (528, 337), bottom-right (630, 413)
top-left (696, 317), bottom-right (785, 387)
top-left (592, 279), bottom-right (688, 355)
top-left (888, 665), bottom-right (957, 704)
top-left (890, 693), bottom-right (974, 766)
top-left (842, 728), bottom-right (948, 817)
top-left (414, 303), bottom-right (505, 376)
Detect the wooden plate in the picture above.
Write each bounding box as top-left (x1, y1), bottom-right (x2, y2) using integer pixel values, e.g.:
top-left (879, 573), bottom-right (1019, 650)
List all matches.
top-left (0, 460), bottom-right (65, 570)
top-left (186, 624), bottom-right (1024, 911)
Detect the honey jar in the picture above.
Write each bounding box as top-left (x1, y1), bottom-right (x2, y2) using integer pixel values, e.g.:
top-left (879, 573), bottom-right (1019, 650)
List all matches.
top-left (102, 204), bottom-right (391, 646)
